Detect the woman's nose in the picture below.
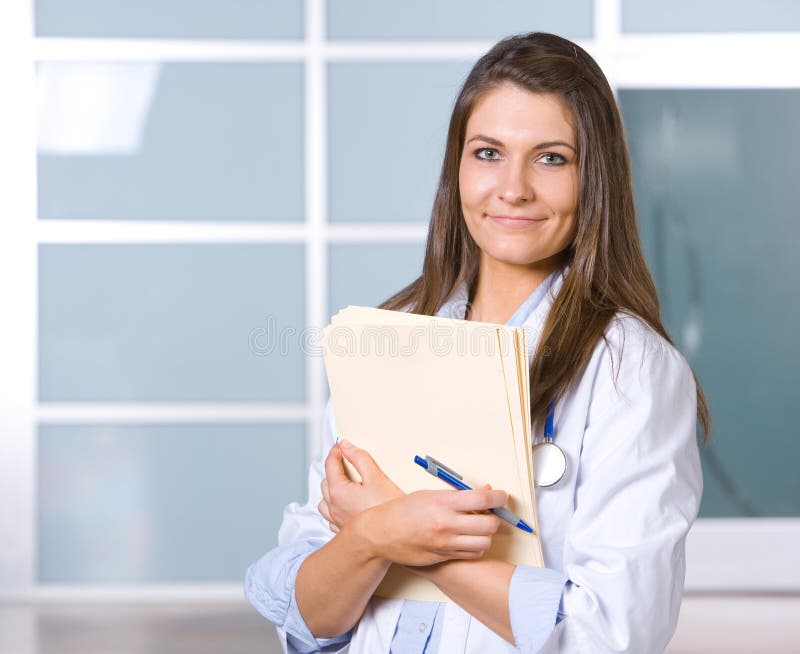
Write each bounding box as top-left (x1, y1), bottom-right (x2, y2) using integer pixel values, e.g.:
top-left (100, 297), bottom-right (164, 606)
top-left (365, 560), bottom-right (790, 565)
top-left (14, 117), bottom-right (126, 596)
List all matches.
top-left (497, 161), bottom-right (534, 204)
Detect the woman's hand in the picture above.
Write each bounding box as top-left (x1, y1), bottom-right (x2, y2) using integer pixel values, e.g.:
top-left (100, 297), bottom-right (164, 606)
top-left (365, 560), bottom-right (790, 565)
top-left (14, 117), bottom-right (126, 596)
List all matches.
top-left (318, 439), bottom-right (508, 567)
top-left (318, 440), bottom-right (404, 532)
top-left (352, 487), bottom-right (507, 567)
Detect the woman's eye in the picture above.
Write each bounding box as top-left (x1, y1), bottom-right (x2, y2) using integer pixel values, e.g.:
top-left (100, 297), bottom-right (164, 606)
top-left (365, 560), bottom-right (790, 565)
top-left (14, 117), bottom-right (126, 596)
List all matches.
top-left (475, 148), bottom-right (501, 161)
top-left (538, 152), bottom-right (567, 165)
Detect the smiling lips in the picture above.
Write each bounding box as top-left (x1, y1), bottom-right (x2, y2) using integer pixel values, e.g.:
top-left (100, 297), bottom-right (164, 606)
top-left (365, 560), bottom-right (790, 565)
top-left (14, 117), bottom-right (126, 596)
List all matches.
top-left (488, 214), bottom-right (546, 227)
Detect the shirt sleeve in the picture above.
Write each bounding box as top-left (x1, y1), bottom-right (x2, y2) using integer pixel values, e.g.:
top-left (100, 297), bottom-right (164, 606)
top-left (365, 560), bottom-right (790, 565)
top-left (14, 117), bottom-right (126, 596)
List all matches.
top-left (244, 399), bottom-right (352, 654)
top-left (508, 565), bottom-right (568, 651)
top-left (514, 320), bottom-right (703, 653)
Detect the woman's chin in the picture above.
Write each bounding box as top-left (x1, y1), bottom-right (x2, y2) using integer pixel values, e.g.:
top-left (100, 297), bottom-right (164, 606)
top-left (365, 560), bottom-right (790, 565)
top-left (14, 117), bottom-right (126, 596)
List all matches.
top-left (480, 249), bottom-right (554, 269)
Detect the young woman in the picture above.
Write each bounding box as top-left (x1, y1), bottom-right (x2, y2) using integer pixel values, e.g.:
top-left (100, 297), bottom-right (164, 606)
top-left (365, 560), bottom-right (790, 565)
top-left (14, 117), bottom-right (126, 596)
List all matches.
top-left (246, 32), bottom-right (708, 653)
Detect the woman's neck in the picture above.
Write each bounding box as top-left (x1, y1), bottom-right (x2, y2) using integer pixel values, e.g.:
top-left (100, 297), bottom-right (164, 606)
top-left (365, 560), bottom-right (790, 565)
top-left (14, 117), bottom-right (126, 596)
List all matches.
top-left (467, 256), bottom-right (562, 324)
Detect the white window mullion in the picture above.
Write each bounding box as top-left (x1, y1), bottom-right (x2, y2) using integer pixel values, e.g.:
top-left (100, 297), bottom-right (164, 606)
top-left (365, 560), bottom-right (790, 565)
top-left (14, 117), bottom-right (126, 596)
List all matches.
top-left (0, 0), bottom-right (37, 593)
top-left (591, 0), bottom-right (622, 89)
top-left (305, 0), bottom-right (328, 464)
top-left (327, 223), bottom-right (428, 243)
top-left (35, 219), bottom-right (431, 244)
top-left (29, 32), bottom-right (800, 89)
top-left (611, 32), bottom-right (800, 88)
top-left (33, 37), bottom-right (306, 61)
top-left (36, 403), bottom-right (310, 424)
top-left (35, 220), bottom-right (310, 243)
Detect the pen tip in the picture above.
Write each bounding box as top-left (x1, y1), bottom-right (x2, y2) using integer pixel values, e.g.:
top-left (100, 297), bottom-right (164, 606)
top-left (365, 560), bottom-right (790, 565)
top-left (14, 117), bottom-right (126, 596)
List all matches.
top-left (518, 520), bottom-right (534, 533)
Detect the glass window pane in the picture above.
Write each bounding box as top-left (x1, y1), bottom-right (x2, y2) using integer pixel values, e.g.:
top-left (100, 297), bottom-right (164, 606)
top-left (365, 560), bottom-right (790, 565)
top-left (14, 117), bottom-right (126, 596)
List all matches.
top-left (619, 89), bottom-right (800, 517)
top-left (37, 62), bottom-right (304, 221)
top-left (35, 0), bottom-right (303, 39)
top-left (328, 0), bottom-right (592, 40)
top-left (329, 62), bottom-right (470, 222)
top-left (38, 423), bottom-right (306, 582)
top-left (329, 243), bottom-right (425, 314)
top-left (622, 0), bottom-right (800, 33)
top-left (39, 244), bottom-right (305, 402)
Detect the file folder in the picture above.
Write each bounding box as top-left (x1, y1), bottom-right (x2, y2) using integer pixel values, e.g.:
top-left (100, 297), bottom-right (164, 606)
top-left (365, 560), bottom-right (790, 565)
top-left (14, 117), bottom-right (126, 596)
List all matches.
top-left (322, 306), bottom-right (543, 602)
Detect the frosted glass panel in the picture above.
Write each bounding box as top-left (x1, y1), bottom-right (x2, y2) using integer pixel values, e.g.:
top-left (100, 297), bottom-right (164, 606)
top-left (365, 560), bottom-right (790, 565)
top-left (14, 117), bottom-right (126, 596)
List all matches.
top-left (329, 62), bottom-right (470, 222)
top-left (39, 244), bottom-right (305, 402)
top-left (328, 0), bottom-right (592, 40)
top-left (35, 0), bottom-right (303, 39)
top-left (37, 62), bottom-right (304, 221)
top-left (622, 0), bottom-right (800, 33)
top-left (329, 243), bottom-right (425, 314)
top-left (38, 423), bottom-right (305, 582)
top-left (619, 89), bottom-right (800, 517)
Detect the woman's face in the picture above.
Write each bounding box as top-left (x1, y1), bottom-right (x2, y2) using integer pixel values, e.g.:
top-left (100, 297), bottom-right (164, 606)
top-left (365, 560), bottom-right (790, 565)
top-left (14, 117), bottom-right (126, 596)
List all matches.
top-left (459, 83), bottom-right (579, 274)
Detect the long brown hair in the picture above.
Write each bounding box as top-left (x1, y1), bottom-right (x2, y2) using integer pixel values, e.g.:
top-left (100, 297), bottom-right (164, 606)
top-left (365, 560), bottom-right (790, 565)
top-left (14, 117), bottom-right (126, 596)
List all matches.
top-left (379, 32), bottom-right (710, 442)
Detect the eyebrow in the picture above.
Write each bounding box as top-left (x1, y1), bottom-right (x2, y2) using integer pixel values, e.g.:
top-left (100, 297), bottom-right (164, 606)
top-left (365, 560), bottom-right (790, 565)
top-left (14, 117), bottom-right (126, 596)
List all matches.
top-left (466, 134), bottom-right (576, 153)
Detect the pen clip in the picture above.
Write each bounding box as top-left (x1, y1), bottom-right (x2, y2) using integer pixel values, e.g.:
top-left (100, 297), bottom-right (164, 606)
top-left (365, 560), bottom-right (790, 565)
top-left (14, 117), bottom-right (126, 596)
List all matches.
top-left (424, 455), bottom-right (463, 480)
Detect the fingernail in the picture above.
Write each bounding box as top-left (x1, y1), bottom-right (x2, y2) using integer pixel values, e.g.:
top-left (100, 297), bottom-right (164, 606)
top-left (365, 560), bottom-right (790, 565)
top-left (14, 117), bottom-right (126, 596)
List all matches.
top-left (340, 439), bottom-right (351, 448)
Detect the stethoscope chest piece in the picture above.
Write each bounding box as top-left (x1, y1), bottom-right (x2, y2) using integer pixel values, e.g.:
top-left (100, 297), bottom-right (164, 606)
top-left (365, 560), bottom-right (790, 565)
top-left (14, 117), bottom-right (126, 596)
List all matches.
top-left (532, 398), bottom-right (566, 488)
top-left (532, 439), bottom-right (566, 487)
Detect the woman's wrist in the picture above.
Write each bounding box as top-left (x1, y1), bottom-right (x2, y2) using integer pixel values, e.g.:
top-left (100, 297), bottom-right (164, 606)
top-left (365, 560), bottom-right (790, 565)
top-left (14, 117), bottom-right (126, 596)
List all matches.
top-left (342, 503), bottom-right (389, 563)
top-left (404, 559), bottom-right (461, 580)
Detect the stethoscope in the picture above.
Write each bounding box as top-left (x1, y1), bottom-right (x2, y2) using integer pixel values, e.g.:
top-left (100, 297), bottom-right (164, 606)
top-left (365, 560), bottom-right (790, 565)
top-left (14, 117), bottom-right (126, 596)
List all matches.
top-left (531, 398), bottom-right (566, 487)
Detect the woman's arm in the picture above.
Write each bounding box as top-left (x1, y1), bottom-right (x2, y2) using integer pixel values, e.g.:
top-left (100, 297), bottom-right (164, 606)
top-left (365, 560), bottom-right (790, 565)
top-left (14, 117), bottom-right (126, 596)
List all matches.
top-left (297, 440), bottom-right (508, 638)
top-left (412, 558), bottom-right (516, 642)
top-left (317, 440), bottom-right (562, 647)
top-left (319, 441), bottom-right (563, 647)
top-left (406, 554), bottom-right (567, 649)
top-left (538, 329), bottom-right (702, 653)
top-left (294, 441), bottom-right (396, 637)
top-left (294, 518), bottom-right (392, 638)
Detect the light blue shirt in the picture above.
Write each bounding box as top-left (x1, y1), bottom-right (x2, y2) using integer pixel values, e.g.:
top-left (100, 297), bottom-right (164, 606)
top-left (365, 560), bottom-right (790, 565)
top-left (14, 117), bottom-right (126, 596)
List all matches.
top-left (246, 273), bottom-right (564, 653)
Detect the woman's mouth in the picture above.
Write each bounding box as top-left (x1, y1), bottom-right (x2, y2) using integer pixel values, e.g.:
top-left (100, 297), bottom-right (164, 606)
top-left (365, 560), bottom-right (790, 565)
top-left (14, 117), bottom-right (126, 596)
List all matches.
top-left (488, 214), bottom-right (546, 227)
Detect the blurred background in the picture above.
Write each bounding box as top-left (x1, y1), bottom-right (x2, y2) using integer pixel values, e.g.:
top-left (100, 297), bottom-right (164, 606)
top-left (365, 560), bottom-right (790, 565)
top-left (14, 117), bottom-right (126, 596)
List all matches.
top-left (1, 1), bottom-right (798, 652)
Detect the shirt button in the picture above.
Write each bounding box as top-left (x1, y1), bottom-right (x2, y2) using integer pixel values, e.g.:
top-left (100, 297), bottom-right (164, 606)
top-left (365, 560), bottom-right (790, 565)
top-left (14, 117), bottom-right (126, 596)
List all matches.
top-left (419, 623), bottom-right (426, 632)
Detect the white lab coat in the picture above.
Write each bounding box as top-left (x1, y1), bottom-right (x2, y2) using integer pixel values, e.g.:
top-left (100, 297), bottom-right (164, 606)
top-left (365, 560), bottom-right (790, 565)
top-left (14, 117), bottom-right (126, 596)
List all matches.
top-left (270, 270), bottom-right (703, 653)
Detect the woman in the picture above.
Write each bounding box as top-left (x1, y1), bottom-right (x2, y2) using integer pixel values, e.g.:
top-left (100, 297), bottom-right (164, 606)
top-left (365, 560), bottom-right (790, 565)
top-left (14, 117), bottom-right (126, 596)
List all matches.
top-left (246, 32), bottom-right (708, 653)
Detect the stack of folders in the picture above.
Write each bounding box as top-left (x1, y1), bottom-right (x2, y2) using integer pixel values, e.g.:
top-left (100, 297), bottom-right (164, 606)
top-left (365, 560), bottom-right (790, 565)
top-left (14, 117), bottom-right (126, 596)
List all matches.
top-left (321, 305), bottom-right (544, 603)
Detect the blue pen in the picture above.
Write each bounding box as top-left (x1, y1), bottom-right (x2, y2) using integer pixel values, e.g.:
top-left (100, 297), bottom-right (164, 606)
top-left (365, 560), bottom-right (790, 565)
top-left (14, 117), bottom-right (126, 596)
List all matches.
top-left (414, 454), bottom-right (534, 534)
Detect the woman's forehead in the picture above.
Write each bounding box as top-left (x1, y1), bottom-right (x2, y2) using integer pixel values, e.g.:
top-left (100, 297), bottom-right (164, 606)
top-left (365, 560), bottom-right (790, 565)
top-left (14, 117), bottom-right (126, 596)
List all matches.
top-left (466, 84), bottom-right (576, 146)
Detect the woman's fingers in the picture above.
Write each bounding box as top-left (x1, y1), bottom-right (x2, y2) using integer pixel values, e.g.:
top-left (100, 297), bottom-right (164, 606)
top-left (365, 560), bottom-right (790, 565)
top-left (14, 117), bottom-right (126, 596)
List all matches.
top-left (441, 534), bottom-right (493, 556)
top-left (318, 498), bottom-right (340, 533)
top-left (323, 443), bottom-right (349, 486)
top-left (415, 491), bottom-right (503, 546)
top-left (450, 550), bottom-right (487, 560)
top-left (450, 488), bottom-right (508, 512)
top-left (318, 497), bottom-right (332, 521)
top-left (451, 512), bottom-right (502, 536)
top-left (339, 439), bottom-right (381, 484)
top-left (320, 479), bottom-right (341, 531)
